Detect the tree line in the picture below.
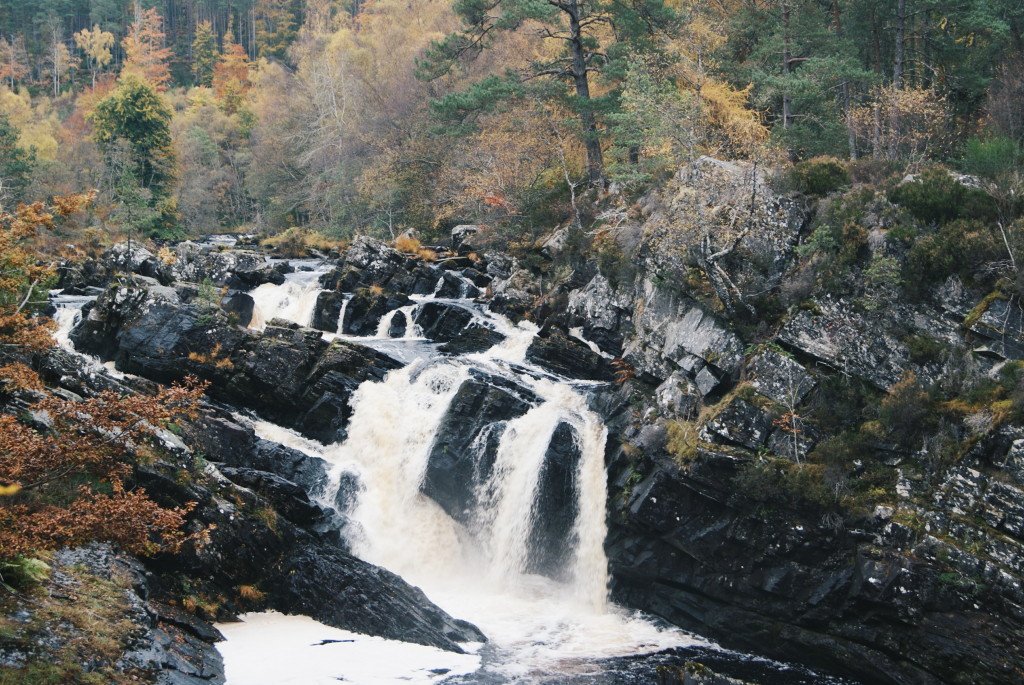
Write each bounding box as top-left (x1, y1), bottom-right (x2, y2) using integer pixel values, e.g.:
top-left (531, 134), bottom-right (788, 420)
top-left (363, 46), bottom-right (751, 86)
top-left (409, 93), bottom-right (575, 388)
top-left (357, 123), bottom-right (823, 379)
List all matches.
top-left (0, 0), bottom-right (1020, 244)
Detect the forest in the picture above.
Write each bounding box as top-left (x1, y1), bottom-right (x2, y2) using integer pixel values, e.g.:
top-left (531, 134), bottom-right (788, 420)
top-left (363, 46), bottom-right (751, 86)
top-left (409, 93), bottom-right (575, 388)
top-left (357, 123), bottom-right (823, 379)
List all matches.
top-left (0, 0), bottom-right (1020, 248)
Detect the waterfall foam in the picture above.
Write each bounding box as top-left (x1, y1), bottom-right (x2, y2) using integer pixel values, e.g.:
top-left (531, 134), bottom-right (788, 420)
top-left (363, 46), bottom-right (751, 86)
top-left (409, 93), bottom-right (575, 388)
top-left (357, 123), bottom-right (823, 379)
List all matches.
top-left (305, 306), bottom-right (697, 677)
top-left (230, 270), bottom-right (707, 678)
top-left (248, 268), bottom-right (326, 330)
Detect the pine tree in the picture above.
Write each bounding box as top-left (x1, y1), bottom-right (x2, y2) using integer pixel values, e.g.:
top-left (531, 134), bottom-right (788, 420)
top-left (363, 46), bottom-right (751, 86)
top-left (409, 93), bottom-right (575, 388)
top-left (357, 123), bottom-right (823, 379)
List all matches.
top-left (91, 75), bottom-right (176, 205)
top-left (192, 20), bottom-right (219, 87)
top-left (419, 0), bottom-right (681, 187)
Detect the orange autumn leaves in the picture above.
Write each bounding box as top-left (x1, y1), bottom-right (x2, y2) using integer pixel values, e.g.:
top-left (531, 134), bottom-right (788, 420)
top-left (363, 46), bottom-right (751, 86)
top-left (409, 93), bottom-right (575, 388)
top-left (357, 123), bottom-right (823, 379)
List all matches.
top-left (0, 193), bottom-right (207, 561)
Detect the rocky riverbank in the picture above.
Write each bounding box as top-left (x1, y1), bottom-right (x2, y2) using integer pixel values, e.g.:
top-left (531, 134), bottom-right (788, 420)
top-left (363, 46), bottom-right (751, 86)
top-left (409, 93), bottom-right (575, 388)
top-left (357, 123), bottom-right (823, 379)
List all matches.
top-left (9, 156), bottom-right (1024, 684)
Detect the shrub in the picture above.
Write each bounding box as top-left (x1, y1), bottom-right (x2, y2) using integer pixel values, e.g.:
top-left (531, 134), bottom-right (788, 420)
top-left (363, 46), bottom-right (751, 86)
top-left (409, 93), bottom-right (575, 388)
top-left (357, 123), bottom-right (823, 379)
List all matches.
top-left (888, 168), bottom-right (998, 225)
top-left (903, 219), bottom-right (1003, 295)
top-left (733, 458), bottom-right (833, 510)
top-left (790, 156), bottom-right (850, 197)
top-left (666, 420), bottom-right (699, 462)
top-left (878, 372), bottom-right (936, 446)
top-left (961, 136), bottom-right (1021, 181)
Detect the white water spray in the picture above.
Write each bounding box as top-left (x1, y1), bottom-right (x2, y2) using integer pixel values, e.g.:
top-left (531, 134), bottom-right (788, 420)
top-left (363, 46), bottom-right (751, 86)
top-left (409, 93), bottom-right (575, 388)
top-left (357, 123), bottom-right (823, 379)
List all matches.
top-left (374, 304), bottom-right (424, 339)
top-left (232, 273), bottom-right (702, 679)
top-left (249, 269), bottom-right (326, 330)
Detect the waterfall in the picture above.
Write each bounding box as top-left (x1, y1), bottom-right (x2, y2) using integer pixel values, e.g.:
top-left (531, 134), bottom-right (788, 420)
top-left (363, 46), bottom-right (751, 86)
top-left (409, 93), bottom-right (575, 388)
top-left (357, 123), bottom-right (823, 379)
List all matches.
top-left (304, 303), bottom-right (693, 677)
top-left (374, 304), bottom-right (424, 339)
top-left (248, 268), bottom-right (326, 330)
top-left (50, 293), bottom-right (126, 378)
top-left (335, 294), bottom-right (352, 335)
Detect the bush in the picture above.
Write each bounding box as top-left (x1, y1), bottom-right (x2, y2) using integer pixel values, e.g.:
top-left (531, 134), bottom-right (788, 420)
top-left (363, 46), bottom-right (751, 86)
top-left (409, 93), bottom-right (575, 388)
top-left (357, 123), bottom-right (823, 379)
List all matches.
top-left (903, 219), bottom-right (1003, 295)
top-left (877, 373), bottom-right (936, 446)
top-left (393, 234), bottom-right (421, 254)
top-left (961, 136), bottom-right (1021, 180)
top-left (888, 167), bottom-right (998, 225)
top-left (790, 156), bottom-right (850, 197)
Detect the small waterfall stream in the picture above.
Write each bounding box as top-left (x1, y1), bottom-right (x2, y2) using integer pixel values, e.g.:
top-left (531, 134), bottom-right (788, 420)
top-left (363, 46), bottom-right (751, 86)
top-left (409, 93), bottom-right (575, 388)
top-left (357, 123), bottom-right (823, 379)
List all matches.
top-left (248, 265), bottom-right (326, 330)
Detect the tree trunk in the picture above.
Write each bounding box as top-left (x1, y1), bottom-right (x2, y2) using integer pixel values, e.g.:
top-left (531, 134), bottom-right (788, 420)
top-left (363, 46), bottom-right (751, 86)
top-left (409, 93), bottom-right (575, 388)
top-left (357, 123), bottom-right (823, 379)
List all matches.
top-left (566, 0), bottom-right (605, 186)
top-left (894, 0), bottom-right (906, 87)
top-left (782, 0), bottom-right (792, 131)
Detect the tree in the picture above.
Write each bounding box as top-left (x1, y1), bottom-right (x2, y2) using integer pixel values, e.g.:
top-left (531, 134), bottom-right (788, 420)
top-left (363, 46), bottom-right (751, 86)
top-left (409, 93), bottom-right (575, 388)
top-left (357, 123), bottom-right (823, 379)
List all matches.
top-left (46, 30), bottom-right (76, 98)
top-left (212, 29), bottom-right (252, 114)
top-left (420, 0), bottom-right (680, 186)
top-left (122, 3), bottom-right (173, 90)
top-left (192, 20), bottom-right (219, 87)
top-left (0, 114), bottom-right (35, 210)
top-left (255, 0), bottom-right (299, 60)
top-left (0, 37), bottom-right (29, 89)
top-left (90, 74), bottom-right (176, 203)
top-left (74, 24), bottom-right (115, 88)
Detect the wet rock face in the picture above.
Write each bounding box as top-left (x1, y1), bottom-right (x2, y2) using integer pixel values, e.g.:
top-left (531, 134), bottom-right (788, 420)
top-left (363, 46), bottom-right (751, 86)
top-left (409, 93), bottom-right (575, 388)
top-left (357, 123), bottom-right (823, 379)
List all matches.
top-left (414, 302), bottom-right (475, 342)
top-left (422, 373), bottom-right (538, 524)
top-left (527, 422), bottom-right (581, 579)
top-left (340, 290), bottom-right (412, 336)
top-left (326, 236), bottom-right (439, 296)
top-left (69, 283), bottom-right (401, 443)
top-left (311, 290), bottom-right (345, 332)
top-left (1, 544), bottom-right (227, 685)
top-left (136, 455), bottom-right (484, 654)
top-left (604, 454), bottom-right (1023, 685)
top-left (526, 331), bottom-right (615, 382)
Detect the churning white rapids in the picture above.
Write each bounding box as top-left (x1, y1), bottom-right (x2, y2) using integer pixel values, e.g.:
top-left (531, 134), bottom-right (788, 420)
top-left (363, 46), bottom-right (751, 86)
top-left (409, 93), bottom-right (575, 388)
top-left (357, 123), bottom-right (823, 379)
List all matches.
top-left (214, 265), bottom-right (713, 682)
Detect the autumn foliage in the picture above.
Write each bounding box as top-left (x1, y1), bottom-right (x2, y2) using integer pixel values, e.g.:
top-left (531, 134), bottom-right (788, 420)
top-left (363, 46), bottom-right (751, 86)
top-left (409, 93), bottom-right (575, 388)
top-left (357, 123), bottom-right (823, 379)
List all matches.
top-left (0, 194), bottom-right (207, 565)
top-left (0, 378), bottom-right (207, 559)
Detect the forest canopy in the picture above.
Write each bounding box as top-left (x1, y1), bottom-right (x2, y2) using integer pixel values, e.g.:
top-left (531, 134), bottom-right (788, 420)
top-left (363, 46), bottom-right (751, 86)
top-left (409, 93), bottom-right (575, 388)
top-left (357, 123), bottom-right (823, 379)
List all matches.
top-left (0, 0), bottom-right (1019, 244)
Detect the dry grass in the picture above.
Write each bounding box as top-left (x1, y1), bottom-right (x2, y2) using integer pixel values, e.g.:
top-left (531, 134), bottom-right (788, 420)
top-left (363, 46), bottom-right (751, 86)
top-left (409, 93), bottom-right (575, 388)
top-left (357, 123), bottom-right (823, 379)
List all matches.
top-left (237, 584), bottom-right (266, 602)
top-left (157, 246), bottom-right (177, 265)
top-left (187, 343), bottom-right (234, 369)
top-left (417, 248), bottom-right (438, 261)
top-left (393, 235), bottom-right (422, 254)
top-left (261, 227), bottom-right (344, 257)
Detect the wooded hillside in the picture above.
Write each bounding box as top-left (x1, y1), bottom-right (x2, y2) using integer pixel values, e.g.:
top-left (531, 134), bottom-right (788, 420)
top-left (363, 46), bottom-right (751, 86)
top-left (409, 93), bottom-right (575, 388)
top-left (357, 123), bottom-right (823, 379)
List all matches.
top-left (0, 0), bottom-right (1021, 244)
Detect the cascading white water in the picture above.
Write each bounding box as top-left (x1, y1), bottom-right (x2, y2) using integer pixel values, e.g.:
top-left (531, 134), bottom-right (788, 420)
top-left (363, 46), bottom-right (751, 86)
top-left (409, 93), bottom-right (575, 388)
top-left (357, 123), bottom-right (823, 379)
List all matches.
top-left (335, 295), bottom-right (352, 335)
top-left (52, 300), bottom-right (86, 350)
top-left (301, 306), bottom-right (697, 678)
top-left (374, 304), bottom-right (424, 339)
top-left (248, 268), bottom-right (326, 330)
top-left (230, 270), bottom-right (707, 679)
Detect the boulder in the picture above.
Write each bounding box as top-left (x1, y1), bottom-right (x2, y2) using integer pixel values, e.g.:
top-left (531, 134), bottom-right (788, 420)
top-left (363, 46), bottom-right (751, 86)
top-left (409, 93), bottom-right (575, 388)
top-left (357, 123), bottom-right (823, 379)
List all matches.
top-left (525, 331), bottom-right (615, 382)
top-left (451, 224), bottom-right (480, 252)
top-left (527, 422), bottom-right (581, 579)
top-left (701, 398), bottom-right (772, 451)
top-left (311, 290), bottom-right (345, 332)
top-left (745, 349), bottom-right (815, 406)
top-left (342, 290), bottom-right (411, 336)
top-left (438, 326), bottom-right (506, 356)
top-left (414, 302), bottom-right (475, 342)
top-left (220, 290), bottom-right (255, 327)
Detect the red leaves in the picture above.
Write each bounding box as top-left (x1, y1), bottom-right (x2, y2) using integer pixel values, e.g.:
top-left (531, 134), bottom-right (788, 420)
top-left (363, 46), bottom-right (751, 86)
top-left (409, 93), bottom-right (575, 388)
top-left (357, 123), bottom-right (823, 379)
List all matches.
top-left (0, 374), bottom-right (209, 560)
top-left (611, 358), bottom-right (635, 385)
